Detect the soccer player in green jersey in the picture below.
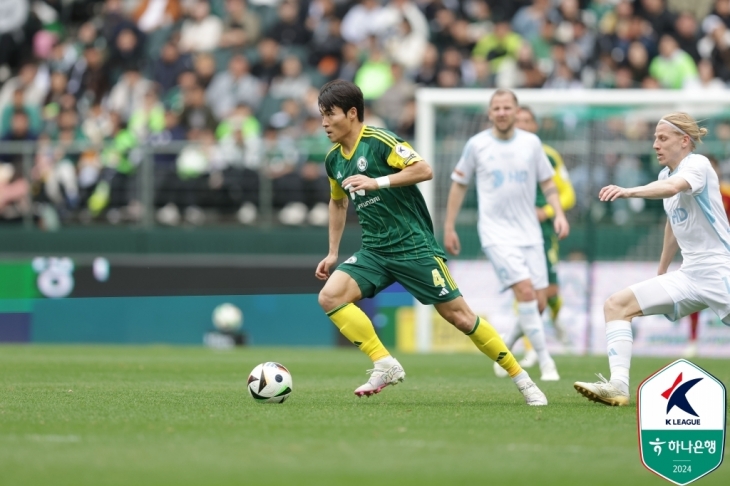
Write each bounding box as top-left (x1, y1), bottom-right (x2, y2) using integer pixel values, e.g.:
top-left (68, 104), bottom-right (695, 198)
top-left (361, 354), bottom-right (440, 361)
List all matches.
top-left (514, 106), bottom-right (576, 366)
top-left (314, 80), bottom-right (548, 405)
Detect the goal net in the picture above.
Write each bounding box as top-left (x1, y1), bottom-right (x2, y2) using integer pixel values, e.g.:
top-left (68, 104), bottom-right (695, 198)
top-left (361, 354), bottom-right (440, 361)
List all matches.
top-left (410, 89), bottom-right (730, 357)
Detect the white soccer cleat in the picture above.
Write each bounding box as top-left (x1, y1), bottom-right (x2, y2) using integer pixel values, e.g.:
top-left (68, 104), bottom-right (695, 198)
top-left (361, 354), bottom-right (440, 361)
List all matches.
top-left (517, 379), bottom-right (548, 406)
top-left (354, 362), bottom-right (406, 397)
top-left (574, 373), bottom-right (630, 406)
top-left (519, 348), bottom-right (538, 368)
top-left (493, 360), bottom-right (509, 378)
top-left (540, 360), bottom-right (560, 381)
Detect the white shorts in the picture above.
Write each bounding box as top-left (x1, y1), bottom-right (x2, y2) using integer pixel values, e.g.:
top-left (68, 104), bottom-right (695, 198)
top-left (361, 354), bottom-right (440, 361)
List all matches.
top-left (483, 244), bottom-right (548, 292)
top-left (630, 266), bottom-right (730, 324)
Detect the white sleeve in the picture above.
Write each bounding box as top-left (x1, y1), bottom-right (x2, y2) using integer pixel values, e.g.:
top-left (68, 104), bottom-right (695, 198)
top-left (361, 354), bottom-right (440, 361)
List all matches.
top-left (535, 140), bottom-right (555, 182)
top-left (451, 139), bottom-right (476, 185)
top-left (676, 158), bottom-right (707, 195)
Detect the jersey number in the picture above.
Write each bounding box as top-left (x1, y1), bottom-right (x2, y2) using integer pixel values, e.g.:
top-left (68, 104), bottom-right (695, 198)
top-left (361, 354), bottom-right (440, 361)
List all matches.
top-left (432, 269), bottom-right (446, 288)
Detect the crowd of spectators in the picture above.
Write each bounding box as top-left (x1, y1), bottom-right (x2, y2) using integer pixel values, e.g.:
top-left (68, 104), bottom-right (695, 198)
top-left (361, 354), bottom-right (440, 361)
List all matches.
top-left (0, 0), bottom-right (728, 227)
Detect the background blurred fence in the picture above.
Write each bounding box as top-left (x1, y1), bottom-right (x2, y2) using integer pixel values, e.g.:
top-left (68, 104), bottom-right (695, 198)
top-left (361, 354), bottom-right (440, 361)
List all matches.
top-left (0, 139), bottom-right (712, 262)
top-left (0, 138), bottom-right (335, 230)
top-left (5, 102), bottom-right (730, 262)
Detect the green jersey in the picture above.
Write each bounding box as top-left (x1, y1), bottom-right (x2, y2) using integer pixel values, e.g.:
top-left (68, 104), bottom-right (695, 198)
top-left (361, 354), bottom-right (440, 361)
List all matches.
top-left (325, 125), bottom-right (445, 261)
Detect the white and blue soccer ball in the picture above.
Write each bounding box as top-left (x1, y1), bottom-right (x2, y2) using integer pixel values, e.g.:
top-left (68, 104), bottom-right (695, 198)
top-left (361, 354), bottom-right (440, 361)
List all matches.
top-left (212, 303), bottom-right (243, 332)
top-left (247, 362), bottom-right (293, 403)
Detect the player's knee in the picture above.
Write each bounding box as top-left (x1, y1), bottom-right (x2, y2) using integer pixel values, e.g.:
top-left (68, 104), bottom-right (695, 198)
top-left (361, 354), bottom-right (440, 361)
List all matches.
top-left (318, 288), bottom-right (340, 312)
top-left (513, 282), bottom-right (536, 302)
top-left (604, 293), bottom-right (629, 320)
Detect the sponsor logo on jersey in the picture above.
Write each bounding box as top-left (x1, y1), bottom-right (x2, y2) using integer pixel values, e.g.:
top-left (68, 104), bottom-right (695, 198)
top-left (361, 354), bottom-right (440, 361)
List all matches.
top-left (508, 170), bottom-right (528, 183)
top-left (356, 196), bottom-right (380, 210)
top-left (671, 208), bottom-right (688, 224)
top-left (336, 171), bottom-right (343, 179)
top-left (490, 170), bottom-right (504, 189)
top-left (438, 287), bottom-right (449, 297)
top-left (344, 256), bottom-right (357, 264)
top-left (357, 157), bottom-right (368, 172)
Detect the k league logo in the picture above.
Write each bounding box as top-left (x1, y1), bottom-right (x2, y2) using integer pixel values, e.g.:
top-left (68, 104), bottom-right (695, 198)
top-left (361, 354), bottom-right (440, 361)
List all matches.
top-left (638, 359), bottom-right (726, 485)
top-left (663, 373), bottom-right (702, 421)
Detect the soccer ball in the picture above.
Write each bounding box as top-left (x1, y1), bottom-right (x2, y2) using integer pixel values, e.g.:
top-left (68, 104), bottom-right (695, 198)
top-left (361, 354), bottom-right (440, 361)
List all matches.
top-left (212, 303), bottom-right (243, 332)
top-left (247, 362), bottom-right (293, 403)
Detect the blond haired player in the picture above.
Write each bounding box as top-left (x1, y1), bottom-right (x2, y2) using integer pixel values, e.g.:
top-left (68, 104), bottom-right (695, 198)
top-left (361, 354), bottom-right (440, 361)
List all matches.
top-left (575, 113), bottom-right (728, 406)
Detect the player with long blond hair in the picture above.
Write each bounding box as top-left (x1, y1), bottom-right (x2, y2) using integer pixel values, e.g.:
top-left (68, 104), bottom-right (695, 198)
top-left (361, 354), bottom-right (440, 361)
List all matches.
top-left (575, 113), bottom-right (729, 406)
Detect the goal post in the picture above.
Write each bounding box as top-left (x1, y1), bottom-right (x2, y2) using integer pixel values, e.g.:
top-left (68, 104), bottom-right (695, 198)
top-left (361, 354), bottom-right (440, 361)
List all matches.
top-left (413, 88), bottom-right (730, 354)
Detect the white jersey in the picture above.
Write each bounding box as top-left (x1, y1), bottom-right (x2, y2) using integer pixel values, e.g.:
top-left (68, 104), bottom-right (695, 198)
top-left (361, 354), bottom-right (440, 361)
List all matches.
top-left (451, 128), bottom-right (554, 247)
top-left (661, 153), bottom-right (730, 269)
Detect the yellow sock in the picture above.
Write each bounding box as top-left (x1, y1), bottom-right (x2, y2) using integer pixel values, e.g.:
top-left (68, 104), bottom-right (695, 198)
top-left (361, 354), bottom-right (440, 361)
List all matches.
top-left (548, 295), bottom-right (562, 321)
top-left (523, 337), bottom-right (534, 351)
top-left (466, 317), bottom-right (523, 377)
top-left (327, 303), bottom-right (390, 362)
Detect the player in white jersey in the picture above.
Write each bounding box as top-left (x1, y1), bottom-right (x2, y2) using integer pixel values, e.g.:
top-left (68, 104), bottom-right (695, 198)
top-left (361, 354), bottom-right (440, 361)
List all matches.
top-left (444, 89), bottom-right (570, 382)
top-left (574, 112), bottom-right (728, 406)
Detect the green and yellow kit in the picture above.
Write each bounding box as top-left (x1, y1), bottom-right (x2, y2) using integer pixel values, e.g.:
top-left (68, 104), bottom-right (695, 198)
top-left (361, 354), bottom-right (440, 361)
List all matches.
top-left (325, 125), bottom-right (460, 304)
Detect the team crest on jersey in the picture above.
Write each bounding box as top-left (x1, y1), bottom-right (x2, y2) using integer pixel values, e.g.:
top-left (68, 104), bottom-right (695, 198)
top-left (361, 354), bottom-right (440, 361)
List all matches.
top-left (357, 157), bottom-right (368, 172)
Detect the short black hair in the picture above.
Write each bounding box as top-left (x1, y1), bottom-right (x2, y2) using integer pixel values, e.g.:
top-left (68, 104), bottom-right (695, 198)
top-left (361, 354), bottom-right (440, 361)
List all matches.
top-left (318, 79), bottom-right (364, 122)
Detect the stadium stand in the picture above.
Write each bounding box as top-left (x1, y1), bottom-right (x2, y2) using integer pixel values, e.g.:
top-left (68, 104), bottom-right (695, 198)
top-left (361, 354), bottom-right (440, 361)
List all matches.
top-left (0, 0), bottom-right (728, 229)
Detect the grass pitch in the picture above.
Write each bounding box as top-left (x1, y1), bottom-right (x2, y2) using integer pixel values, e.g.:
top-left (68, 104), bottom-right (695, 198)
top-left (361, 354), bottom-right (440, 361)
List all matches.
top-left (1, 346), bottom-right (728, 486)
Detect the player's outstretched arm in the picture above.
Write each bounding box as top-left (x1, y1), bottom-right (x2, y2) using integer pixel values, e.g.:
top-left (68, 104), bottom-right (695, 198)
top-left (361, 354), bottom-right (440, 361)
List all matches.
top-left (315, 197), bottom-right (348, 281)
top-left (443, 181), bottom-right (468, 255)
top-left (657, 220), bottom-right (679, 275)
top-left (599, 177), bottom-right (690, 201)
